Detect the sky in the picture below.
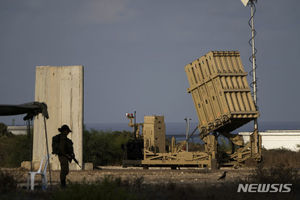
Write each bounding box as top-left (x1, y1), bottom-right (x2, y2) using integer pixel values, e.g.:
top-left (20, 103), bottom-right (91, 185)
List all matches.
top-left (0, 0), bottom-right (299, 125)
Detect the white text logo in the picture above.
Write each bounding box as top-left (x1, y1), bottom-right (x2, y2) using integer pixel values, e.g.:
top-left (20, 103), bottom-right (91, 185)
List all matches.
top-left (237, 184), bottom-right (292, 193)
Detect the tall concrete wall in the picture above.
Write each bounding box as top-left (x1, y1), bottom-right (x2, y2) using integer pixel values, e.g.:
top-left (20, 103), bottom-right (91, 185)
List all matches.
top-left (33, 66), bottom-right (84, 170)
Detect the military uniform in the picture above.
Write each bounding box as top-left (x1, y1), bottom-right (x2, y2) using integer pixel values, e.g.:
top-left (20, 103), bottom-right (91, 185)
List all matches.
top-left (52, 125), bottom-right (74, 187)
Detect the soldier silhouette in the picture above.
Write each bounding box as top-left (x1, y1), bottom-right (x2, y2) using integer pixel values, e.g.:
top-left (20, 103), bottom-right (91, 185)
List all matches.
top-left (52, 124), bottom-right (74, 187)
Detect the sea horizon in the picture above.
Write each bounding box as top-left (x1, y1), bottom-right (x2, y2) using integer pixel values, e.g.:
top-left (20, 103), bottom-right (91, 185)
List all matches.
top-left (85, 121), bottom-right (300, 136)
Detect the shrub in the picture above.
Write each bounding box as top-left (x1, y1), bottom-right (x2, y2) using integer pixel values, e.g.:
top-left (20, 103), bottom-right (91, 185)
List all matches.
top-left (0, 170), bottom-right (17, 193)
top-left (261, 148), bottom-right (300, 168)
top-left (83, 129), bottom-right (131, 166)
top-left (0, 123), bottom-right (13, 137)
top-left (249, 163), bottom-right (299, 184)
top-left (0, 134), bottom-right (32, 167)
top-left (0, 125), bottom-right (131, 167)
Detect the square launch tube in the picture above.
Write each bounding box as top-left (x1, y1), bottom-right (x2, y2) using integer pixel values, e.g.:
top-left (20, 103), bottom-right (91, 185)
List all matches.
top-left (185, 51), bottom-right (259, 135)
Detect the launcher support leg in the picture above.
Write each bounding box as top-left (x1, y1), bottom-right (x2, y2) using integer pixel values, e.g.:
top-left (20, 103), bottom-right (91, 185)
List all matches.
top-left (250, 129), bottom-right (261, 161)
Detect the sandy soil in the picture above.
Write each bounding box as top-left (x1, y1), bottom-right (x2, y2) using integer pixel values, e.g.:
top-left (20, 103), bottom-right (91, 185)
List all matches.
top-left (3, 166), bottom-right (255, 187)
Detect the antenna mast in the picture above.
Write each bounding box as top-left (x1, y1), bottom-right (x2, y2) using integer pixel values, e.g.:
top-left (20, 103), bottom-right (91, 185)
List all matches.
top-left (250, 0), bottom-right (258, 132)
top-left (241, 0), bottom-right (260, 156)
top-left (242, 0), bottom-right (258, 131)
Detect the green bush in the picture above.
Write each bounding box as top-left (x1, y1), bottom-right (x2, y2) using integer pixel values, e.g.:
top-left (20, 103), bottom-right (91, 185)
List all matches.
top-left (0, 170), bottom-right (17, 193)
top-left (261, 148), bottom-right (300, 168)
top-left (0, 123), bottom-right (13, 137)
top-left (83, 129), bottom-right (131, 166)
top-left (0, 134), bottom-right (32, 167)
top-left (249, 163), bottom-right (299, 183)
top-left (0, 125), bottom-right (131, 167)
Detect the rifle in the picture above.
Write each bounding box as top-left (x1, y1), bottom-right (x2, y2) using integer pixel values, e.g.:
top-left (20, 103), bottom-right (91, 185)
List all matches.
top-left (71, 156), bottom-right (82, 169)
top-left (62, 154), bottom-right (82, 169)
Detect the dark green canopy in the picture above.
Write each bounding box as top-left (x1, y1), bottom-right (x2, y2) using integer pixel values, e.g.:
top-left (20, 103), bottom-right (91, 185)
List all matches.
top-left (0, 102), bottom-right (48, 120)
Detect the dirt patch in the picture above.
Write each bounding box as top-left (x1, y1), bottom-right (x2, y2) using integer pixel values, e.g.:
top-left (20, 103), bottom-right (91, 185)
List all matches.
top-left (2, 166), bottom-right (254, 187)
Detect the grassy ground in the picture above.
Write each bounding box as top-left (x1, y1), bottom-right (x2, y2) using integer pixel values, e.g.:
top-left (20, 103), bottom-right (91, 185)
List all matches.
top-left (1, 164), bottom-right (299, 200)
top-left (1, 126), bottom-right (300, 199)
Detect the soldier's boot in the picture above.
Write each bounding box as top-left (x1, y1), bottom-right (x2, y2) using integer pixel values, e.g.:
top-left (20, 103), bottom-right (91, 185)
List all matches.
top-left (61, 178), bottom-right (66, 188)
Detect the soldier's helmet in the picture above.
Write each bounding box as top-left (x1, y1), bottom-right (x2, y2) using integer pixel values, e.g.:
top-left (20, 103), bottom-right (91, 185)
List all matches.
top-left (58, 124), bottom-right (72, 133)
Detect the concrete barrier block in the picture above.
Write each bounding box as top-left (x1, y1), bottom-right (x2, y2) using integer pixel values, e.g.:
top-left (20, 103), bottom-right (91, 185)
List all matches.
top-left (84, 163), bottom-right (93, 170)
top-left (21, 161), bottom-right (31, 170)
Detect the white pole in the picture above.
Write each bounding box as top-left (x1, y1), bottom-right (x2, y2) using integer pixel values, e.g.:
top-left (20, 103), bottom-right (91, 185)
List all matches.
top-left (185, 118), bottom-right (191, 152)
top-left (43, 116), bottom-right (52, 188)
